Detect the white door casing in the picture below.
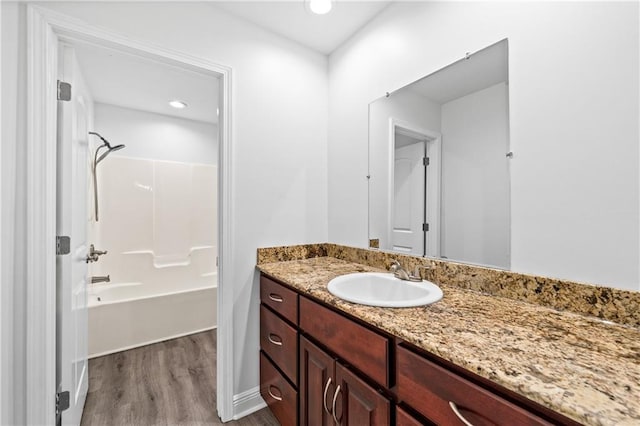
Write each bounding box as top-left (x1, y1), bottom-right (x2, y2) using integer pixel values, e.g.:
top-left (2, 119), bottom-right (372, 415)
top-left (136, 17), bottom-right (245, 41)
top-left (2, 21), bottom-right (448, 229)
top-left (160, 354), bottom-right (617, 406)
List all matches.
top-left (56, 44), bottom-right (91, 426)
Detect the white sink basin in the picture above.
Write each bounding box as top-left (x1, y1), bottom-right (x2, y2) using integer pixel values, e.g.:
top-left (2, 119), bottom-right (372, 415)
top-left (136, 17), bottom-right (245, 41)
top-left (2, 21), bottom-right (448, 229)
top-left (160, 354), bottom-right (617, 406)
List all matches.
top-left (327, 272), bottom-right (443, 308)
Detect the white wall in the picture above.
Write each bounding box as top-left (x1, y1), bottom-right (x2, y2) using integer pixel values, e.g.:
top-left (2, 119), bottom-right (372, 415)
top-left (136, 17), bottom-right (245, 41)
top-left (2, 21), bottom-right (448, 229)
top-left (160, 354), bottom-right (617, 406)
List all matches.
top-left (328, 1), bottom-right (639, 290)
top-left (1, 3), bottom-right (27, 424)
top-left (1, 2), bottom-right (328, 423)
top-left (441, 83), bottom-right (509, 269)
top-left (94, 103), bottom-right (218, 165)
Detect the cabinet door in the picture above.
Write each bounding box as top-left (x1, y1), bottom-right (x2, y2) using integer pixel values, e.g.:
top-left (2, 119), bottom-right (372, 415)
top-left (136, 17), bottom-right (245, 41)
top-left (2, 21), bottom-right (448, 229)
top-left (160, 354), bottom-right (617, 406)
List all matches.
top-left (300, 336), bottom-right (335, 426)
top-left (334, 363), bottom-right (390, 426)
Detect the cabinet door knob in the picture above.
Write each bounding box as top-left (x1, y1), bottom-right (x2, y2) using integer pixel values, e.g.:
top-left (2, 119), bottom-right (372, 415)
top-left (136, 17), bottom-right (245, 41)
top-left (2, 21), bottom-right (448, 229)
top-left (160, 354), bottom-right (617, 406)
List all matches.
top-left (323, 377), bottom-right (333, 415)
top-left (268, 333), bottom-right (283, 346)
top-left (449, 401), bottom-right (474, 426)
top-left (268, 293), bottom-right (284, 302)
top-left (331, 385), bottom-right (342, 425)
top-left (268, 385), bottom-right (283, 401)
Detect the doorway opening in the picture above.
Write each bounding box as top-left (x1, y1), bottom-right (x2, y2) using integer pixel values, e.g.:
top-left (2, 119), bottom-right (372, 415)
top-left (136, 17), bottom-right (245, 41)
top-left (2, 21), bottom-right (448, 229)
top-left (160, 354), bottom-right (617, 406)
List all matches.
top-left (56, 38), bottom-right (222, 425)
top-left (26, 6), bottom-right (235, 425)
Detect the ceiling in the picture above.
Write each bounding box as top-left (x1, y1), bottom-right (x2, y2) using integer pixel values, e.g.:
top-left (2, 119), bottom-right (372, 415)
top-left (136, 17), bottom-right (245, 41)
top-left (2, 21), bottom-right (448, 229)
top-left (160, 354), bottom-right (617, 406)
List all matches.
top-left (395, 132), bottom-right (423, 149)
top-left (73, 41), bottom-right (219, 124)
top-left (72, 1), bottom-right (393, 122)
top-left (409, 39), bottom-right (508, 104)
top-left (211, 1), bottom-right (393, 55)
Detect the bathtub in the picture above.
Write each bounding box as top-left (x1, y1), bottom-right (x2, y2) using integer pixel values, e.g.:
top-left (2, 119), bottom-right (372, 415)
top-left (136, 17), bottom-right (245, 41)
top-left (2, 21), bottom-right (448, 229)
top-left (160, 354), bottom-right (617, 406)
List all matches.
top-left (87, 276), bottom-right (217, 358)
top-left (90, 157), bottom-right (219, 358)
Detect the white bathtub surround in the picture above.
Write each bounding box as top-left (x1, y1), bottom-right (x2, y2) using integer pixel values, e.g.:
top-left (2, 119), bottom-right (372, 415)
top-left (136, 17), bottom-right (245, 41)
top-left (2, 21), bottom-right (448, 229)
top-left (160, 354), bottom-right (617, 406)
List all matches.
top-left (94, 156), bottom-right (217, 284)
top-left (90, 156), bottom-right (218, 357)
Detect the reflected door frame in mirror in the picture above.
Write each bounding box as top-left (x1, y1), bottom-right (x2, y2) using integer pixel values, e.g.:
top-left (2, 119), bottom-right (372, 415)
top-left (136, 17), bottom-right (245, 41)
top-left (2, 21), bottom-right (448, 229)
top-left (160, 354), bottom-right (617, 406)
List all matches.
top-left (387, 118), bottom-right (441, 257)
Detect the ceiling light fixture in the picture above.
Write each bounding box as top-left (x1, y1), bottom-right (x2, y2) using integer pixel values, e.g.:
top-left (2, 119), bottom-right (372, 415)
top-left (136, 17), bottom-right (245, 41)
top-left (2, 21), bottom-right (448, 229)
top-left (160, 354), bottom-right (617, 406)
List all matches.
top-left (309, 0), bottom-right (332, 15)
top-left (169, 100), bottom-right (188, 109)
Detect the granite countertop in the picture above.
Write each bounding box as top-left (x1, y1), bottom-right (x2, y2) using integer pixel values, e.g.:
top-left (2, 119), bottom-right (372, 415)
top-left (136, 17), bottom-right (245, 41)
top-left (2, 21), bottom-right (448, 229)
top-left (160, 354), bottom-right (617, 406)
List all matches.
top-left (257, 256), bottom-right (640, 426)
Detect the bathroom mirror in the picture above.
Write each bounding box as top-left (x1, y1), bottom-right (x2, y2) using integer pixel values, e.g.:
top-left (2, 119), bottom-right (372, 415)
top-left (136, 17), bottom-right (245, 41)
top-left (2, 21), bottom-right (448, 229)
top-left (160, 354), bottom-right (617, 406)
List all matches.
top-left (368, 39), bottom-right (510, 269)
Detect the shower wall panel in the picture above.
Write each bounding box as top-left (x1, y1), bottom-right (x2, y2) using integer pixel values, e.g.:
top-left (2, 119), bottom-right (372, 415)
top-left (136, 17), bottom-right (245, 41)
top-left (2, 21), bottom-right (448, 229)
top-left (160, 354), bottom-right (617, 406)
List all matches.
top-left (95, 156), bottom-right (217, 293)
top-left (153, 161), bottom-right (193, 266)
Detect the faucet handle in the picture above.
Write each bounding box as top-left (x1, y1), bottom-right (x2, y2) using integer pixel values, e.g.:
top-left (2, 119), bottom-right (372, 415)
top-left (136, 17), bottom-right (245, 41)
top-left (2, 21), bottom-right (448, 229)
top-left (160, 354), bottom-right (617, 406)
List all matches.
top-left (389, 259), bottom-right (401, 271)
top-left (90, 275), bottom-right (110, 284)
top-left (412, 265), bottom-right (433, 280)
top-left (86, 244), bottom-right (108, 263)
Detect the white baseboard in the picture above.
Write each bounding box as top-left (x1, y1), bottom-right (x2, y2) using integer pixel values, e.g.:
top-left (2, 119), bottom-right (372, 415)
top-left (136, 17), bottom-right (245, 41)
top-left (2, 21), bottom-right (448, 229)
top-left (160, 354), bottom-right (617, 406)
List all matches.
top-left (232, 386), bottom-right (266, 420)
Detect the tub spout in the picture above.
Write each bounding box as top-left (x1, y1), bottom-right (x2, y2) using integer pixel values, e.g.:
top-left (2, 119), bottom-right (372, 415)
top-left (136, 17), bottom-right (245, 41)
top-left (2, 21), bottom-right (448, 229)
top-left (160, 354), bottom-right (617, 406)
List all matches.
top-left (91, 275), bottom-right (110, 284)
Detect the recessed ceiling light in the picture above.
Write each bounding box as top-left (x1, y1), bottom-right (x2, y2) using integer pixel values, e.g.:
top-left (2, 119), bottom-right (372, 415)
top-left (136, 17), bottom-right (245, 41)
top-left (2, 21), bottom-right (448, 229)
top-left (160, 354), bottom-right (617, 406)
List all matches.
top-left (169, 100), bottom-right (188, 109)
top-left (309, 0), bottom-right (332, 15)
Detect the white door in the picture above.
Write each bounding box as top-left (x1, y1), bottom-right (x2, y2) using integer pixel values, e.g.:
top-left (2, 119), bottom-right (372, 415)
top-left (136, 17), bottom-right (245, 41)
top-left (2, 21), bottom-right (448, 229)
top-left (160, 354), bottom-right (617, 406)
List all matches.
top-left (56, 44), bottom-right (92, 425)
top-left (391, 141), bottom-right (425, 255)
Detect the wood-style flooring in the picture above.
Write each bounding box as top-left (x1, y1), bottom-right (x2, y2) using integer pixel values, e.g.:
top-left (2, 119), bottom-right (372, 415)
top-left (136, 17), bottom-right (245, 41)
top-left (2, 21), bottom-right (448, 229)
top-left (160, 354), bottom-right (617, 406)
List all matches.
top-left (81, 330), bottom-right (278, 426)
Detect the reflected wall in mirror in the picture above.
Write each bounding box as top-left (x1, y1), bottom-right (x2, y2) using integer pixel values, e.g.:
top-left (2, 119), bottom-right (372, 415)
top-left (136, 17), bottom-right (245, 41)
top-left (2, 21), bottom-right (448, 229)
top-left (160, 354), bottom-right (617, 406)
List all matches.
top-left (369, 39), bottom-right (510, 269)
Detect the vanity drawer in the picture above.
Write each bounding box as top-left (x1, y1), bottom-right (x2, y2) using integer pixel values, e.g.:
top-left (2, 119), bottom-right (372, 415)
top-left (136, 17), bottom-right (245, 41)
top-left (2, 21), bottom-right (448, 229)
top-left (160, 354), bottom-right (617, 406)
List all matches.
top-left (260, 275), bottom-right (298, 325)
top-left (397, 346), bottom-right (552, 426)
top-left (260, 351), bottom-right (297, 426)
top-left (396, 406), bottom-right (430, 426)
top-left (260, 305), bottom-right (298, 384)
top-left (299, 296), bottom-right (389, 387)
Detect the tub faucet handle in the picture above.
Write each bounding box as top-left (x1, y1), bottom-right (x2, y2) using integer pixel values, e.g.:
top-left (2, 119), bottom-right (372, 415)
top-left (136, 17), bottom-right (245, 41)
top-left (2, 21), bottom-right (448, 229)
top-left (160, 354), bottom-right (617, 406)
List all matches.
top-left (86, 244), bottom-right (108, 263)
top-left (91, 275), bottom-right (110, 284)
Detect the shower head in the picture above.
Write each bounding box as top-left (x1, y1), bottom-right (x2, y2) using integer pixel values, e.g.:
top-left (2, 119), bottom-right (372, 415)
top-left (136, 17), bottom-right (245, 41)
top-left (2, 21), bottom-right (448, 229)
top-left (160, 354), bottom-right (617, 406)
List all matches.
top-left (89, 132), bottom-right (126, 164)
top-left (90, 132), bottom-right (126, 222)
top-left (96, 144), bottom-right (126, 164)
top-left (89, 131), bottom-right (113, 149)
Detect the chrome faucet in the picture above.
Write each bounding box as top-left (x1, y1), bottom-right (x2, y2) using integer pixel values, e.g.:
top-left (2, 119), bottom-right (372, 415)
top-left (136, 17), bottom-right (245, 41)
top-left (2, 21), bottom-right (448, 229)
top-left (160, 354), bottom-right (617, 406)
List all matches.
top-left (389, 260), bottom-right (422, 282)
top-left (91, 275), bottom-right (110, 284)
top-left (86, 244), bottom-right (108, 263)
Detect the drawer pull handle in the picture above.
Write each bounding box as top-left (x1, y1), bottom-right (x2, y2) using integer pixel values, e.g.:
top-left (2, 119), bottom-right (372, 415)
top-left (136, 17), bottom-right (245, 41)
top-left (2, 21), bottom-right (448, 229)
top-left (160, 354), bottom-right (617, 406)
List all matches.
top-left (268, 293), bottom-right (284, 303)
top-left (449, 401), bottom-right (474, 426)
top-left (322, 377), bottom-right (333, 415)
top-left (268, 334), bottom-right (283, 346)
top-left (268, 385), bottom-right (283, 401)
top-left (331, 385), bottom-right (342, 425)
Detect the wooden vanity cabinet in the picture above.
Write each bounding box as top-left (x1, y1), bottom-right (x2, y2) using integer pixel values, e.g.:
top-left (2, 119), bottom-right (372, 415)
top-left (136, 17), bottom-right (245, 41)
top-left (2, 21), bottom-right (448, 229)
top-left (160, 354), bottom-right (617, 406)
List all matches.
top-left (335, 362), bottom-right (390, 425)
top-left (259, 275), bottom-right (299, 426)
top-left (261, 275), bottom-right (298, 324)
top-left (259, 272), bottom-right (578, 426)
top-left (298, 296), bottom-right (389, 387)
top-left (299, 336), bottom-right (335, 426)
top-left (260, 352), bottom-right (297, 426)
top-left (395, 406), bottom-right (431, 426)
top-left (300, 336), bottom-right (390, 426)
top-left (299, 297), bottom-right (392, 425)
top-left (260, 305), bottom-right (297, 383)
top-left (396, 344), bottom-right (569, 426)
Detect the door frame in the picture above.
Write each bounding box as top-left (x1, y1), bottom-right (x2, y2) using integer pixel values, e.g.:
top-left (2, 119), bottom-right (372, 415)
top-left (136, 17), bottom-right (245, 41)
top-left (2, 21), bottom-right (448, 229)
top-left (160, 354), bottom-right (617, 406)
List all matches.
top-left (25, 5), bottom-right (236, 423)
top-left (388, 118), bottom-right (442, 258)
